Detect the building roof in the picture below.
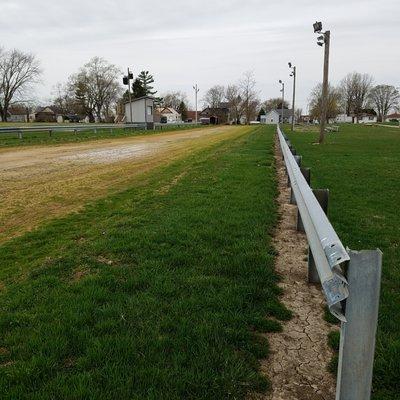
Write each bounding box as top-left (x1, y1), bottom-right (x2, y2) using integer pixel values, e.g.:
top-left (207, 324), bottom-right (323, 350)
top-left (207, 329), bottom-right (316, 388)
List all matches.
top-left (267, 108), bottom-right (293, 117)
top-left (186, 111), bottom-right (197, 120)
top-left (387, 113), bottom-right (400, 119)
top-left (156, 107), bottom-right (180, 115)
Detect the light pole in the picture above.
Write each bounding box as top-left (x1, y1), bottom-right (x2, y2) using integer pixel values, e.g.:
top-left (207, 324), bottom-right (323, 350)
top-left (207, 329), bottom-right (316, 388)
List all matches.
top-left (123, 68), bottom-right (134, 124)
top-left (288, 62), bottom-right (296, 132)
top-left (314, 21), bottom-right (330, 144)
top-left (193, 84), bottom-right (199, 124)
top-left (279, 80), bottom-right (285, 125)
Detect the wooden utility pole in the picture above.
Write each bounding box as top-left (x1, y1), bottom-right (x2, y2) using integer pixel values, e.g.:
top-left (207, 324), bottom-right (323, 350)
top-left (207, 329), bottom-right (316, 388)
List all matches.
top-left (193, 84), bottom-right (199, 124)
top-left (319, 30), bottom-right (330, 144)
top-left (291, 66), bottom-right (296, 132)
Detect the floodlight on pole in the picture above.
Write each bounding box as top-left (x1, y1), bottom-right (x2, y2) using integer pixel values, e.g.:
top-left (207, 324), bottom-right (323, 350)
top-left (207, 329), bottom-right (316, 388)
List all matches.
top-left (313, 21), bottom-right (323, 33)
top-left (123, 68), bottom-right (134, 124)
top-left (313, 21), bottom-right (331, 144)
top-left (288, 62), bottom-right (297, 132)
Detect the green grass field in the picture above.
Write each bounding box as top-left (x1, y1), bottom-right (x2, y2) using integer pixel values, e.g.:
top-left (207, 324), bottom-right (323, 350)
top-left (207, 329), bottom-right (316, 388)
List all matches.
top-left (287, 124), bottom-right (400, 400)
top-left (0, 125), bottom-right (289, 399)
top-left (0, 124), bottom-right (202, 148)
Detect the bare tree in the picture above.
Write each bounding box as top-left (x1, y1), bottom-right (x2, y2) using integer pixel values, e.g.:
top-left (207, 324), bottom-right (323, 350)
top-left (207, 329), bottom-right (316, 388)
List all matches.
top-left (339, 72), bottom-right (373, 122)
top-left (0, 48), bottom-right (41, 122)
top-left (369, 85), bottom-right (400, 122)
top-left (309, 83), bottom-right (342, 122)
top-left (161, 91), bottom-right (188, 110)
top-left (239, 72), bottom-right (259, 123)
top-left (295, 108), bottom-right (303, 122)
top-left (225, 84), bottom-right (242, 124)
top-left (52, 82), bottom-right (78, 114)
top-left (203, 85), bottom-right (226, 108)
top-left (263, 97), bottom-right (289, 113)
top-left (69, 57), bottom-right (122, 121)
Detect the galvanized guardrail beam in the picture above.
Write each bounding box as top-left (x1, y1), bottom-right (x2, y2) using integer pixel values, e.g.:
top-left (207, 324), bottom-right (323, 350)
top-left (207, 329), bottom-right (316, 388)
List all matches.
top-left (277, 125), bottom-right (349, 321)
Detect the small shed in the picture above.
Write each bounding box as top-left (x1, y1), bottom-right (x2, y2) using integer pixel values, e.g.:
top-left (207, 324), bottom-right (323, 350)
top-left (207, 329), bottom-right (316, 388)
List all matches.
top-left (124, 96), bottom-right (155, 128)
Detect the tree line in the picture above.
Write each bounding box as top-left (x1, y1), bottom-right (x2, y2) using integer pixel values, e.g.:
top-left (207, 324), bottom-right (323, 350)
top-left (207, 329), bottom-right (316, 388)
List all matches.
top-left (1, 45), bottom-right (398, 124)
top-left (308, 72), bottom-right (400, 122)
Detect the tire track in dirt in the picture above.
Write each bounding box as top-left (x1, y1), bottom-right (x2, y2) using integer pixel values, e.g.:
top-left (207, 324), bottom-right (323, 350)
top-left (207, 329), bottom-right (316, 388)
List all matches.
top-left (254, 135), bottom-right (336, 400)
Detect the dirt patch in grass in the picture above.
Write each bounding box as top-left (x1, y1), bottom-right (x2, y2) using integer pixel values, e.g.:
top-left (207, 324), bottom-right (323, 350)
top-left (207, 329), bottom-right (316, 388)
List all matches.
top-left (0, 126), bottom-right (249, 243)
top-left (255, 136), bottom-right (335, 400)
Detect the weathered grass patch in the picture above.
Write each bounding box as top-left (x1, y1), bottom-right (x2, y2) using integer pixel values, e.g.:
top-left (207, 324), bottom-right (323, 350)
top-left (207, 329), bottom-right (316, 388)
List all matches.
top-left (0, 125), bottom-right (286, 399)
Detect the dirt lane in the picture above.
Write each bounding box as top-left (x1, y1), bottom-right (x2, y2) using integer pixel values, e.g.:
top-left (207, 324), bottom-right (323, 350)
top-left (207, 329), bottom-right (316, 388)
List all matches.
top-left (0, 126), bottom-right (250, 243)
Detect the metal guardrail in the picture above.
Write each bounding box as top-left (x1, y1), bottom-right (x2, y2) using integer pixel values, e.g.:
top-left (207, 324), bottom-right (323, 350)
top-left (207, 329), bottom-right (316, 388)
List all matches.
top-left (277, 125), bottom-right (382, 400)
top-left (0, 123), bottom-right (145, 137)
top-left (277, 125), bottom-right (349, 320)
top-left (0, 122), bottom-right (201, 139)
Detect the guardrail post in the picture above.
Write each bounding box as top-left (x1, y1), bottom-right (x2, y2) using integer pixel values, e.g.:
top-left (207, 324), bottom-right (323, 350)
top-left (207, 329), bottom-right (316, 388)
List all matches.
top-left (300, 167), bottom-right (311, 185)
top-left (18, 130), bottom-right (23, 139)
top-left (297, 189), bottom-right (329, 283)
top-left (49, 129), bottom-right (52, 137)
top-left (290, 156), bottom-right (302, 204)
top-left (336, 249), bottom-right (382, 400)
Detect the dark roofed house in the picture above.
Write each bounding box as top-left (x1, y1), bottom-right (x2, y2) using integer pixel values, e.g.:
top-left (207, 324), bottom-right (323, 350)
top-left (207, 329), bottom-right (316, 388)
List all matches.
top-left (386, 113), bottom-right (400, 121)
top-left (7, 106), bottom-right (28, 123)
top-left (200, 103), bottom-right (230, 125)
top-left (34, 106), bottom-right (58, 122)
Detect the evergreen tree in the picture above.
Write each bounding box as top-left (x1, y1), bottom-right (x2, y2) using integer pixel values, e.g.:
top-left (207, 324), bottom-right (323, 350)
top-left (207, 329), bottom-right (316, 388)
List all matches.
top-left (257, 107), bottom-right (266, 121)
top-left (131, 78), bottom-right (147, 99)
top-left (137, 71), bottom-right (157, 96)
top-left (178, 101), bottom-right (188, 121)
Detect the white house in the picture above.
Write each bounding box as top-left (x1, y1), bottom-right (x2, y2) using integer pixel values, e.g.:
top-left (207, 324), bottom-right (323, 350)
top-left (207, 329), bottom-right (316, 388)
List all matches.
top-left (261, 109), bottom-right (293, 124)
top-left (335, 114), bottom-right (353, 123)
top-left (124, 96), bottom-right (155, 127)
top-left (357, 112), bottom-right (377, 124)
top-left (157, 107), bottom-right (181, 123)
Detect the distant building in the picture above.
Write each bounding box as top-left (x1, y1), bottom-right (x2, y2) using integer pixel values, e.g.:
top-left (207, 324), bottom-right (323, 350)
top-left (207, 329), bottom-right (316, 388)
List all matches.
top-left (124, 96), bottom-right (155, 128)
top-left (385, 113), bottom-right (400, 121)
top-left (5, 106), bottom-right (28, 123)
top-left (335, 114), bottom-right (353, 123)
top-left (155, 107), bottom-right (181, 123)
top-left (261, 109), bottom-right (293, 124)
top-left (200, 102), bottom-right (230, 124)
top-left (34, 106), bottom-right (59, 122)
top-left (357, 109), bottom-right (377, 124)
top-left (299, 115), bottom-right (313, 124)
top-left (186, 111), bottom-right (198, 123)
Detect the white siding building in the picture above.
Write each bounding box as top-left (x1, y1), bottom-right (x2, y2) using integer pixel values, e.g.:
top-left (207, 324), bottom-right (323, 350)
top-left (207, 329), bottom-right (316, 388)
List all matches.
top-left (261, 109), bottom-right (293, 124)
top-left (124, 96), bottom-right (155, 126)
top-left (157, 107), bottom-right (181, 123)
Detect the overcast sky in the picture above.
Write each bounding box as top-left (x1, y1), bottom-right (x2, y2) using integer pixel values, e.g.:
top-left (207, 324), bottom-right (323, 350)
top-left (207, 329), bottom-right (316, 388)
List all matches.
top-left (1, 0), bottom-right (399, 111)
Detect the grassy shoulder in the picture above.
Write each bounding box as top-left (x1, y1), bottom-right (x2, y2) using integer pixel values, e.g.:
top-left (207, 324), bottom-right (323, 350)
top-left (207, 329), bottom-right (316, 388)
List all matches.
top-left (287, 124), bottom-right (400, 400)
top-left (0, 125), bottom-right (289, 399)
top-left (0, 124), bottom-right (203, 148)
